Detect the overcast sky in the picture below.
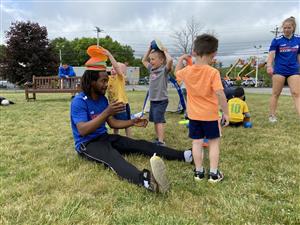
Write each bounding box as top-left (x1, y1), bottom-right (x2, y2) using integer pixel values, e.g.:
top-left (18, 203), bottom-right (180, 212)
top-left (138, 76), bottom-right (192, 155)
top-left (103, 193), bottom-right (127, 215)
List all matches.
top-left (1, 0), bottom-right (299, 64)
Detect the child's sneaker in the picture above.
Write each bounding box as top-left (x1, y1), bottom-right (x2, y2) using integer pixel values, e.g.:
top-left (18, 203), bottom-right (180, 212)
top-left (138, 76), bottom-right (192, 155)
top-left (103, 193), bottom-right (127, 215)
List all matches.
top-left (153, 139), bottom-right (166, 147)
top-left (149, 154), bottom-right (169, 193)
top-left (194, 169), bottom-right (205, 181)
top-left (208, 170), bottom-right (224, 183)
top-left (156, 141), bottom-right (166, 147)
top-left (269, 115), bottom-right (277, 123)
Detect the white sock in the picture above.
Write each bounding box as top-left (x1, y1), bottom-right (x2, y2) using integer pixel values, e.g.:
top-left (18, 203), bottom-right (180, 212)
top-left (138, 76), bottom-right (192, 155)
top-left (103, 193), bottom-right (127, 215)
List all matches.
top-left (196, 167), bottom-right (204, 173)
top-left (143, 180), bottom-right (150, 188)
top-left (210, 168), bottom-right (218, 174)
top-left (184, 150), bottom-right (192, 163)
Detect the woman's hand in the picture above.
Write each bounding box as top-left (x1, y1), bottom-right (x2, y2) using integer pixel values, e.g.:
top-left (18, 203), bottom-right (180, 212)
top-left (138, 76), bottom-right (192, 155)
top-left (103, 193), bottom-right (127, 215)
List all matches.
top-left (267, 66), bottom-right (273, 76)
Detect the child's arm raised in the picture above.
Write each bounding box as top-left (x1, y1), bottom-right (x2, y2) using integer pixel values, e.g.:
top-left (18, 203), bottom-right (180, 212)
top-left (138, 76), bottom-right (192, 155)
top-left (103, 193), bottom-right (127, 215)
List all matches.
top-left (175, 54), bottom-right (190, 73)
top-left (103, 49), bottom-right (122, 75)
top-left (164, 49), bottom-right (173, 72)
top-left (142, 45), bottom-right (151, 68)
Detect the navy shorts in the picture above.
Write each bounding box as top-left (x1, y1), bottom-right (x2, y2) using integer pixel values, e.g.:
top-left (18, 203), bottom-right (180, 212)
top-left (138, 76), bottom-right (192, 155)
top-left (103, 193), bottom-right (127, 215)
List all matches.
top-left (149, 100), bottom-right (168, 123)
top-left (113, 103), bottom-right (131, 120)
top-left (189, 119), bottom-right (220, 139)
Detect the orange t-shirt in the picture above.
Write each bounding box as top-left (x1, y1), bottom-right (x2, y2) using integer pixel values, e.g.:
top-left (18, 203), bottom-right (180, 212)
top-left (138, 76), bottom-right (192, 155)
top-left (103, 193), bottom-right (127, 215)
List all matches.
top-left (176, 64), bottom-right (223, 121)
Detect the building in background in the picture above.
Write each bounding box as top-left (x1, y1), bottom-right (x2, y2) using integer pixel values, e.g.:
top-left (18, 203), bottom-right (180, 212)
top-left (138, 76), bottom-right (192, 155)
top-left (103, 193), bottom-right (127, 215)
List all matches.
top-left (73, 66), bottom-right (140, 85)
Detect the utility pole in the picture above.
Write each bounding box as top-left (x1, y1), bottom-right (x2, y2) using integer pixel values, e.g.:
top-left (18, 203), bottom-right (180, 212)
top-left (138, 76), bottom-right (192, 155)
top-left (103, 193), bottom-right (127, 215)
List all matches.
top-left (56, 44), bottom-right (64, 66)
top-left (271, 26), bottom-right (280, 38)
top-left (95, 26), bottom-right (103, 47)
top-left (254, 45), bottom-right (262, 87)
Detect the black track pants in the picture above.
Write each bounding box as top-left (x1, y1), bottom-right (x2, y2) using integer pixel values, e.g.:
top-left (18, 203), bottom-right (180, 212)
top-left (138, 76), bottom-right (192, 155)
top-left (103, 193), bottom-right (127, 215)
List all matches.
top-left (79, 134), bottom-right (185, 185)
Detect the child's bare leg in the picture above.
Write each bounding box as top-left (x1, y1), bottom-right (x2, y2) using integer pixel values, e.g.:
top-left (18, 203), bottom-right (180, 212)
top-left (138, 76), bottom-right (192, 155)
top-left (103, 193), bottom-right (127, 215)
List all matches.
top-left (125, 127), bottom-right (131, 138)
top-left (113, 129), bottom-right (119, 135)
top-left (192, 139), bottom-right (204, 169)
top-left (208, 138), bottom-right (220, 169)
top-left (155, 123), bottom-right (164, 142)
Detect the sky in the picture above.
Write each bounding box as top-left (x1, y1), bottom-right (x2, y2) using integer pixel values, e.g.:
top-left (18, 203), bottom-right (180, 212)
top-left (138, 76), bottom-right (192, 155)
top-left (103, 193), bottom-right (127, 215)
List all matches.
top-left (1, 0), bottom-right (300, 65)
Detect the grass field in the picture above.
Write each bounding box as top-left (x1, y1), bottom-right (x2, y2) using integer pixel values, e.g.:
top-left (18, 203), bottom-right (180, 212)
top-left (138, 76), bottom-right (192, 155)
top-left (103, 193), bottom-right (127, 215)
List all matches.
top-left (0, 90), bottom-right (299, 225)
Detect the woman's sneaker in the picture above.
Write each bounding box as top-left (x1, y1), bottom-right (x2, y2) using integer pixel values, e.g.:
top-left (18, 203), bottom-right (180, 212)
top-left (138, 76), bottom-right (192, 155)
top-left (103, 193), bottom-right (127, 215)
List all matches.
top-left (194, 169), bottom-right (205, 181)
top-left (208, 170), bottom-right (224, 183)
top-left (149, 154), bottom-right (169, 193)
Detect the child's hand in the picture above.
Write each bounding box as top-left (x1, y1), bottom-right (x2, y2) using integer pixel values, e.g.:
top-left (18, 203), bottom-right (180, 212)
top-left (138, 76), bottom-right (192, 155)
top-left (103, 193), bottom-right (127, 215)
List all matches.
top-left (221, 114), bottom-right (230, 127)
top-left (133, 118), bottom-right (148, 127)
top-left (179, 54), bottom-right (190, 61)
top-left (102, 49), bottom-right (111, 57)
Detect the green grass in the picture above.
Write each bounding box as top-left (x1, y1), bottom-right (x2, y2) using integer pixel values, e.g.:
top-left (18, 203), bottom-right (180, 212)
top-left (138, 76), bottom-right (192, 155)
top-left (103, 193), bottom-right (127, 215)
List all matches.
top-left (0, 90), bottom-right (299, 225)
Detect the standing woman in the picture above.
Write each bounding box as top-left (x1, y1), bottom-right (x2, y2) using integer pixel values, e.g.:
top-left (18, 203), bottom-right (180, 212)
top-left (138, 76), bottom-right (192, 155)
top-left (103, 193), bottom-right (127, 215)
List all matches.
top-left (267, 16), bottom-right (300, 122)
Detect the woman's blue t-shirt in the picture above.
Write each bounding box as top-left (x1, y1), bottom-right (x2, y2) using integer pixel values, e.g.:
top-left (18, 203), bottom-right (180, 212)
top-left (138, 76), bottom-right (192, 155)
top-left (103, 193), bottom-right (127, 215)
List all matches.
top-left (269, 34), bottom-right (300, 75)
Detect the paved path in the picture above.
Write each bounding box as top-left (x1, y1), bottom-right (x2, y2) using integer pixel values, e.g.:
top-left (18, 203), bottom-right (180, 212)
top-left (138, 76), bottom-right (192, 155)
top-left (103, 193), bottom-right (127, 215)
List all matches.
top-left (126, 85), bottom-right (292, 96)
top-left (244, 87), bottom-right (291, 96)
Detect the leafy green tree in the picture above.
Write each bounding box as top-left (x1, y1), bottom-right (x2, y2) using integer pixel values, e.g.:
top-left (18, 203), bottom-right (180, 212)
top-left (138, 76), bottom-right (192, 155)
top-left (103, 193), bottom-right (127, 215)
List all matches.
top-left (2, 21), bottom-right (58, 84)
top-left (0, 45), bottom-right (6, 60)
top-left (51, 36), bottom-right (136, 67)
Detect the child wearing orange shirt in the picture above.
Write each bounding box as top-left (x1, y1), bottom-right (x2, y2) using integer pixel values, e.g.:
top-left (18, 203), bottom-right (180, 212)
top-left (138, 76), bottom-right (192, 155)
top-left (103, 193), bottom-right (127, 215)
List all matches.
top-left (175, 34), bottom-right (229, 183)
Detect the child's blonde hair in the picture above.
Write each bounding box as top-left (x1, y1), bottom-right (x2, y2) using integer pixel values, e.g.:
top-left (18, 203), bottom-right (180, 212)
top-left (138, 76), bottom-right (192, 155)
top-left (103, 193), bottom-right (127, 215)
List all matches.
top-left (282, 16), bottom-right (297, 33)
top-left (150, 50), bottom-right (166, 62)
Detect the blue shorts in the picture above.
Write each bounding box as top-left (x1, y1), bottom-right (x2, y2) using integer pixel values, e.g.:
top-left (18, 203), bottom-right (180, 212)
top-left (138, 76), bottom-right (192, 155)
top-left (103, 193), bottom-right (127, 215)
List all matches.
top-left (275, 74), bottom-right (300, 78)
top-left (113, 103), bottom-right (131, 120)
top-left (189, 119), bottom-right (220, 139)
top-left (149, 100), bottom-right (168, 123)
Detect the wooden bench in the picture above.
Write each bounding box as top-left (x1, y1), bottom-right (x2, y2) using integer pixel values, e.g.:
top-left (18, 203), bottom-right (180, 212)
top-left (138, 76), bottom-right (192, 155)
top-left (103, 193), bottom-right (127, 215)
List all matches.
top-left (25, 75), bottom-right (81, 101)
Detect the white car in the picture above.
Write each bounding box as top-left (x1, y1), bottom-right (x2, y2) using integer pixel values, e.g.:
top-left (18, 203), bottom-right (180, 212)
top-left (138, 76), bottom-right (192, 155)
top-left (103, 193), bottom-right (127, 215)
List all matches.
top-left (242, 78), bottom-right (263, 87)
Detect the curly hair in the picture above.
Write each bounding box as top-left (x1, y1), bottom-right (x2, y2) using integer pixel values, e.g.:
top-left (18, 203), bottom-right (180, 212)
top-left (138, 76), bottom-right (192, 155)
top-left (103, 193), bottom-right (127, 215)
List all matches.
top-left (81, 70), bottom-right (107, 97)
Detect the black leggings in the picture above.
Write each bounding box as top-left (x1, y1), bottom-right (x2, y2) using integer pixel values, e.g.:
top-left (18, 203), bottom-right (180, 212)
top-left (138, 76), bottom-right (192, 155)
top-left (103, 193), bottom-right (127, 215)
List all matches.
top-left (79, 134), bottom-right (185, 185)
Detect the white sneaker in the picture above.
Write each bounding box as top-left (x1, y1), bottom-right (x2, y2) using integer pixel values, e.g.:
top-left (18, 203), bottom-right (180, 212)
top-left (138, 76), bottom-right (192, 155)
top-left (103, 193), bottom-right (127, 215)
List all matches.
top-left (150, 154), bottom-right (169, 193)
top-left (269, 115), bottom-right (277, 123)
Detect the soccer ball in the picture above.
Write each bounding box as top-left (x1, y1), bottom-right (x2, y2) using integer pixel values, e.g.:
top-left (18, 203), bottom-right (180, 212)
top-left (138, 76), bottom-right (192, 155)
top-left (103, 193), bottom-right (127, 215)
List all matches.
top-left (243, 121), bottom-right (253, 128)
top-left (1, 99), bottom-right (9, 106)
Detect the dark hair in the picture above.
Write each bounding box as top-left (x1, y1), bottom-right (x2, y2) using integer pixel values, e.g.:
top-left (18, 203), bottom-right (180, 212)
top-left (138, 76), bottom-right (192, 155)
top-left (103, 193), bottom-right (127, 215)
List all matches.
top-left (81, 70), bottom-right (107, 96)
top-left (234, 87), bottom-right (245, 98)
top-left (193, 34), bottom-right (218, 56)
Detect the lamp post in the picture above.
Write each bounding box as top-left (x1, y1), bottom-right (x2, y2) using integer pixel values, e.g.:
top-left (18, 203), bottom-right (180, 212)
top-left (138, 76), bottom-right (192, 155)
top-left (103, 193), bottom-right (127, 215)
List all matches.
top-left (95, 27), bottom-right (103, 47)
top-left (254, 45), bottom-right (262, 87)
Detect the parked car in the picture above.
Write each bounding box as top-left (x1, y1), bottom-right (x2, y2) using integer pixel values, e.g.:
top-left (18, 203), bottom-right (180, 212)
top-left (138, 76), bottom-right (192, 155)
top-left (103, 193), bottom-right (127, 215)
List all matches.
top-left (242, 79), bottom-right (255, 87)
top-left (0, 80), bottom-right (15, 89)
top-left (138, 77), bottom-right (149, 85)
top-left (241, 78), bottom-right (263, 87)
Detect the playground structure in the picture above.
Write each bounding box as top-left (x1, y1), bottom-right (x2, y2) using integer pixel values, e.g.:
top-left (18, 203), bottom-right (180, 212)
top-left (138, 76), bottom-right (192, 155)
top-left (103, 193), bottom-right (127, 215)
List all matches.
top-left (140, 75), bottom-right (186, 115)
top-left (224, 58), bottom-right (266, 84)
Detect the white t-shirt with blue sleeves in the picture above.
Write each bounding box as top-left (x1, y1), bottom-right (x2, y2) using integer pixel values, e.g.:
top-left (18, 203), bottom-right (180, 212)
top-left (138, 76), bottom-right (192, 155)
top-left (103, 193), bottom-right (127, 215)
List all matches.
top-left (269, 34), bottom-right (300, 75)
top-left (70, 92), bottom-right (108, 152)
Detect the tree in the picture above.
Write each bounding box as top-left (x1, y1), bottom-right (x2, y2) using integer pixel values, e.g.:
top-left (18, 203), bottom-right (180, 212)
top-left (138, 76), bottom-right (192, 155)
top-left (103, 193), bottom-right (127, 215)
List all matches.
top-left (172, 17), bottom-right (204, 54)
top-left (2, 21), bottom-right (58, 84)
top-left (50, 36), bottom-right (136, 67)
top-left (0, 45), bottom-right (7, 79)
